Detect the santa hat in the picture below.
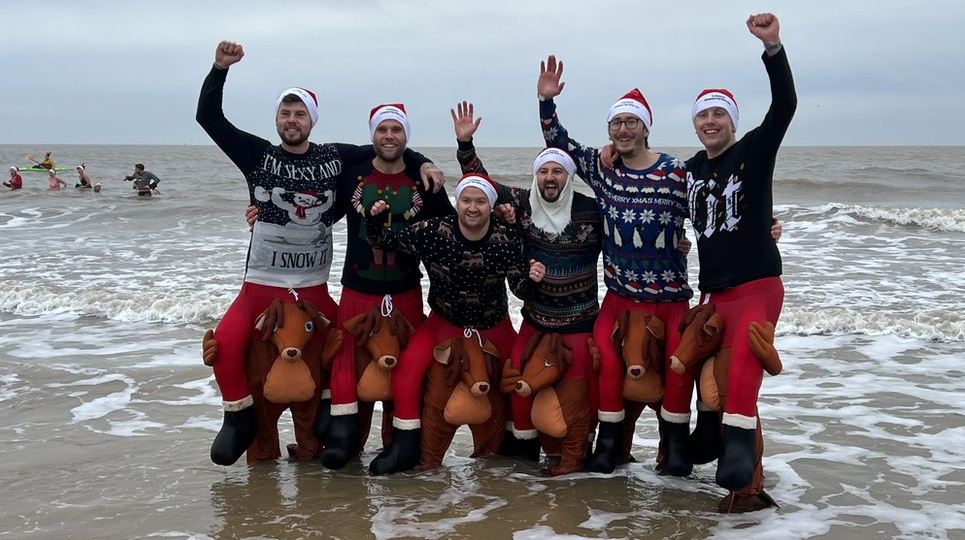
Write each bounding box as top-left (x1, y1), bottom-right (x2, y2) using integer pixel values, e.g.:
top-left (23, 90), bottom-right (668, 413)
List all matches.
top-left (296, 190), bottom-right (320, 200)
top-left (48, 169), bottom-right (56, 176)
top-left (369, 103), bottom-right (410, 142)
top-left (76, 163), bottom-right (86, 171)
top-left (607, 88), bottom-right (653, 131)
top-left (9, 166), bottom-right (17, 172)
top-left (532, 147), bottom-right (576, 177)
top-left (276, 87), bottom-right (319, 127)
top-left (692, 89), bottom-right (739, 131)
top-left (45, 152), bottom-right (51, 158)
top-left (455, 173), bottom-right (498, 207)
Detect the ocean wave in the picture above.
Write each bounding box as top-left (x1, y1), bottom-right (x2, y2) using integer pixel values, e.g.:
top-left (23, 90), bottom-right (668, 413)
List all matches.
top-left (822, 203), bottom-right (965, 232)
top-left (0, 286), bottom-right (232, 325)
top-left (778, 307), bottom-right (965, 343)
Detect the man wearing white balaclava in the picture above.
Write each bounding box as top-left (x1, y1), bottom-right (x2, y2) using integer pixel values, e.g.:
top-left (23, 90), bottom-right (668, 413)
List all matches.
top-left (452, 101), bottom-right (605, 475)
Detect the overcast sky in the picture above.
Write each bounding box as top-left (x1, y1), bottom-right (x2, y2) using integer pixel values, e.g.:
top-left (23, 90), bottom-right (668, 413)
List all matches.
top-left (3, 1), bottom-right (963, 147)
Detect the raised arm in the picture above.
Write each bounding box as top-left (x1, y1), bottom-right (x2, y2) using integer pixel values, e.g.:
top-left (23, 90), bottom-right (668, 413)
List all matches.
top-left (536, 55), bottom-right (600, 185)
top-left (195, 40), bottom-right (267, 172)
top-left (747, 13), bottom-right (797, 153)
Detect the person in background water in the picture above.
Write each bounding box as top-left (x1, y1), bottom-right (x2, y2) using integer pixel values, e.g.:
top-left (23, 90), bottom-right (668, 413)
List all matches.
top-left (124, 164), bottom-right (161, 196)
top-left (4, 167), bottom-right (23, 190)
top-left (537, 55), bottom-right (693, 474)
top-left (47, 169), bottom-right (66, 190)
top-left (663, 12), bottom-right (797, 513)
top-left (195, 39), bottom-right (441, 467)
top-left (39, 152), bottom-right (55, 170)
top-left (75, 164), bottom-right (93, 189)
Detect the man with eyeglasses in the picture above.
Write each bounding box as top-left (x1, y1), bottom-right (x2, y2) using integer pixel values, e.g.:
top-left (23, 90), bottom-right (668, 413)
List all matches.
top-left (537, 56), bottom-right (692, 474)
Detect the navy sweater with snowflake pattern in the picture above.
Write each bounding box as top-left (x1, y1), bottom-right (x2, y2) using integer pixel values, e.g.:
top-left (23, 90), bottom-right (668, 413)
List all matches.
top-left (540, 100), bottom-right (692, 302)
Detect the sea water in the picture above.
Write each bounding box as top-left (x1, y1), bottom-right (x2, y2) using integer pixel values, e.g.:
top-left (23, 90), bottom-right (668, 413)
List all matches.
top-left (1, 144), bottom-right (963, 539)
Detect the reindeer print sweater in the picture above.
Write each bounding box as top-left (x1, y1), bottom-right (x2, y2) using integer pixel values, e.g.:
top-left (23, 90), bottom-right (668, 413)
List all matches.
top-left (367, 214), bottom-right (535, 329)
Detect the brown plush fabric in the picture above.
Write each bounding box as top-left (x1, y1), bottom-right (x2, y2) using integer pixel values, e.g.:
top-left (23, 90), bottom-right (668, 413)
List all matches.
top-left (516, 332), bottom-right (592, 476)
top-left (244, 299), bottom-right (330, 462)
top-left (674, 306), bottom-right (781, 503)
top-left (611, 311), bottom-right (666, 465)
top-left (669, 306), bottom-right (724, 375)
top-left (341, 302), bottom-right (415, 450)
top-left (419, 336), bottom-right (507, 469)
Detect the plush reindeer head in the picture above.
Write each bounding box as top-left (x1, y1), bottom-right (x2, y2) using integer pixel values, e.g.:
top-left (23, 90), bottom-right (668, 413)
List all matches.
top-left (255, 299), bottom-right (330, 363)
top-left (343, 297), bottom-right (415, 371)
top-left (433, 331), bottom-right (501, 396)
top-left (515, 332), bottom-right (572, 397)
top-left (612, 310), bottom-right (666, 381)
top-left (670, 304), bottom-right (723, 375)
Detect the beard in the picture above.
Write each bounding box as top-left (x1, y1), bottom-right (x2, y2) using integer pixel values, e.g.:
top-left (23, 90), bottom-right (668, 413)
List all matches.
top-left (278, 126), bottom-right (309, 147)
top-left (374, 143), bottom-right (405, 163)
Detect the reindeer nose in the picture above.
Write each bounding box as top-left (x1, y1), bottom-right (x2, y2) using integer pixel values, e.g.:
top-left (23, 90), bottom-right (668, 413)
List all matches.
top-left (283, 348), bottom-right (301, 361)
top-left (515, 381), bottom-right (532, 397)
top-left (384, 357), bottom-right (396, 367)
top-left (628, 365), bottom-right (644, 379)
top-left (471, 381), bottom-right (490, 396)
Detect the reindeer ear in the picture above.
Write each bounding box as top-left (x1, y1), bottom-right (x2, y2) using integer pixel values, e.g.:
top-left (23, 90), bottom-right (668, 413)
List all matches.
top-left (704, 313), bottom-right (723, 335)
top-left (258, 300), bottom-right (283, 341)
top-left (299, 299), bottom-right (329, 330)
top-left (481, 339), bottom-right (501, 361)
top-left (611, 310), bottom-right (629, 342)
top-left (646, 315), bottom-right (666, 340)
top-left (521, 332), bottom-right (542, 366)
top-left (433, 341), bottom-right (453, 365)
top-left (254, 312), bottom-right (269, 334)
top-left (342, 312), bottom-right (367, 338)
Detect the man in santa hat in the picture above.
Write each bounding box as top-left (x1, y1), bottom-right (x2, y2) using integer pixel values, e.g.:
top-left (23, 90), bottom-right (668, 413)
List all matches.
top-left (664, 12), bottom-right (796, 513)
top-left (450, 100), bottom-right (604, 473)
top-left (195, 40), bottom-right (443, 467)
top-left (537, 56), bottom-right (693, 475)
top-left (317, 102), bottom-right (455, 469)
top-left (364, 173), bottom-right (543, 475)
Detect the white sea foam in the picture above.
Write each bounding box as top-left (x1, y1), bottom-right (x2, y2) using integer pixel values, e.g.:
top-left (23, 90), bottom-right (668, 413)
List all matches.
top-left (823, 203), bottom-right (965, 232)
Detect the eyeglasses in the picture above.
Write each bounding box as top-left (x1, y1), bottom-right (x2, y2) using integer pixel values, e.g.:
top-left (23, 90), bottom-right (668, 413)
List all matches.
top-left (607, 118), bottom-right (642, 131)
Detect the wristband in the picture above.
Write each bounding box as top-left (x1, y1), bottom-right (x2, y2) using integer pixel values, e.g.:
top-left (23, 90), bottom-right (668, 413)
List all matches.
top-left (764, 41), bottom-right (782, 54)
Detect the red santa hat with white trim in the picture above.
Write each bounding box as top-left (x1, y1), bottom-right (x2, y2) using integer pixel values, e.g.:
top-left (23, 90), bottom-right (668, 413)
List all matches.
top-left (276, 87), bottom-right (319, 127)
top-left (369, 103), bottom-right (410, 142)
top-left (607, 88), bottom-right (653, 131)
top-left (455, 173), bottom-right (498, 207)
top-left (692, 88), bottom-right (739, 131)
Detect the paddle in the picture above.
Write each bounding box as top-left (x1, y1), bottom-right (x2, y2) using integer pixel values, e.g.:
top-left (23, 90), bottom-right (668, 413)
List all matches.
top-left (26, 154), bottom-right (41, 166)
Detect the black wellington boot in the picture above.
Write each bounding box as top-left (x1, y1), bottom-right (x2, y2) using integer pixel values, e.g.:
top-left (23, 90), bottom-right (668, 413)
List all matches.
top-left (313, 395), bottom-right (332, 444)
top-left (210, 407), bottom-right (257, 466)
top-left (661, 420), bottom-right (693, 477)
top-left (584, 420), bottom-right (623, 473)
top-left (368, 427), bottom-right (421, 475)
top-left (689, 408), bottom-right (722, 465)
top-left (319, 414), bottom-right (360, 469)
top-left (498, 431), bottom-right (541, 461)
top-left (716, 424), bottom-right (757, 491)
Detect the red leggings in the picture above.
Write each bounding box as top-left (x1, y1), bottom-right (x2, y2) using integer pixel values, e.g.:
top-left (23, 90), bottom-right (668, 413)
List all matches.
top-left (391, 313), bottom-right (517, 422)
top-left (510, 321), bottom-right (598, 432)
top-left (662, 277), bottom-right (784, 419)
top-left (212, 281), bottom-right (337, 402)
top-left (329, 286), bottom-right (426, 412)
top-left (593, 292), bottom-right (689, 415)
